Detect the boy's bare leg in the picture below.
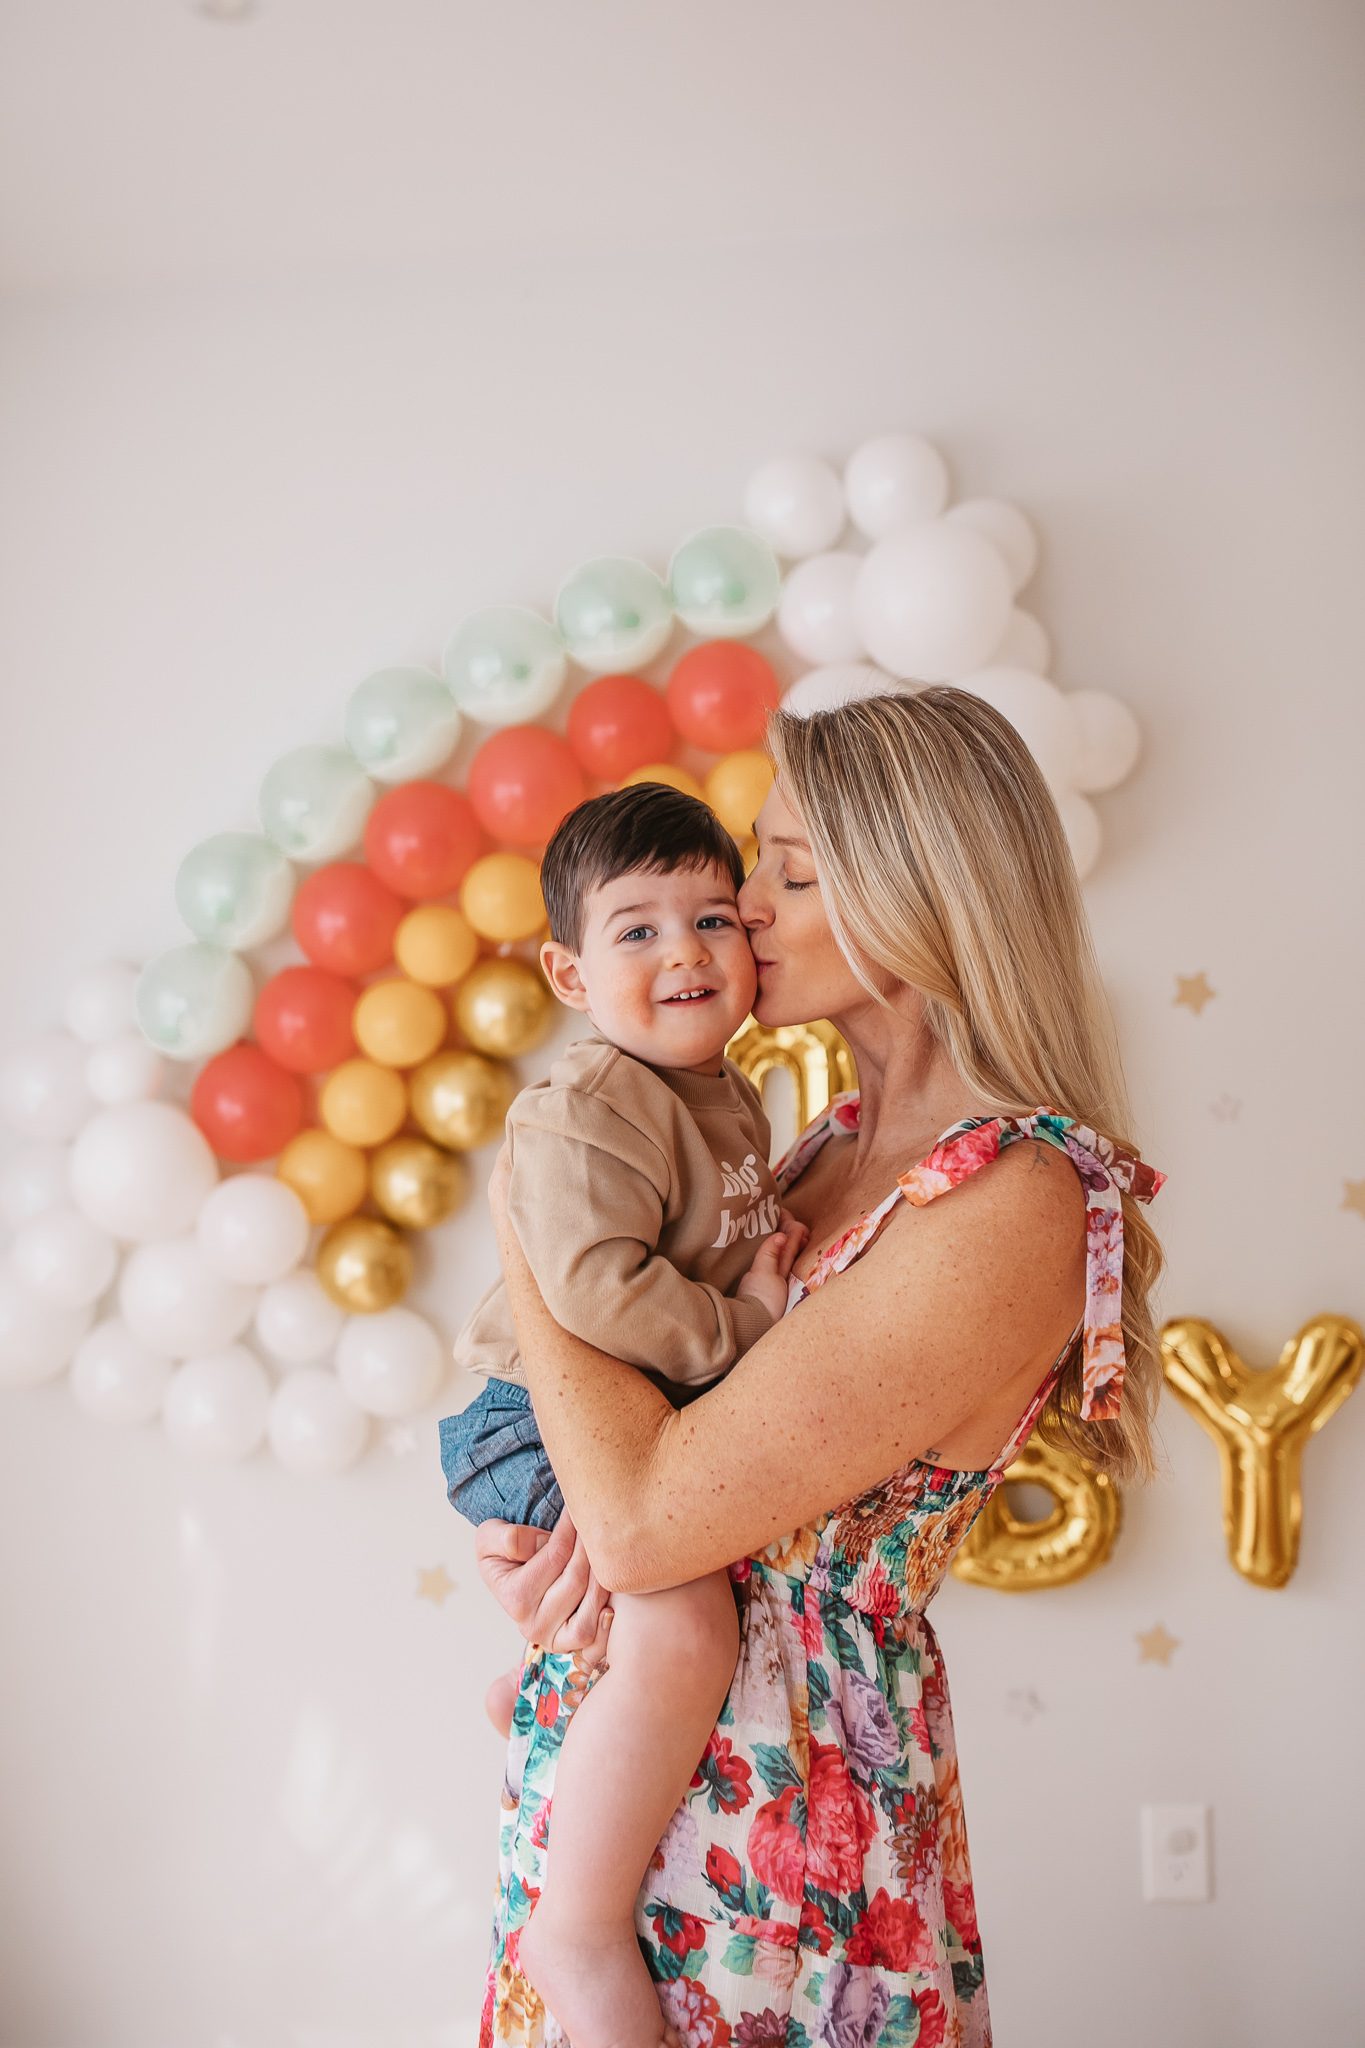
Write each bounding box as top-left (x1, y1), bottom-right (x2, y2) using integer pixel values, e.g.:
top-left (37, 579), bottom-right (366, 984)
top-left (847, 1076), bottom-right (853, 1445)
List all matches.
top-left (517, 1567), bottom-right (739, 2048)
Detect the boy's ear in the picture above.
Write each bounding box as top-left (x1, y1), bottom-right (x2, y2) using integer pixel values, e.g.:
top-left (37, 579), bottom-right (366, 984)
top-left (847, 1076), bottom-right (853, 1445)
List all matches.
top-left (540, 940), bottom-right (591, 1011)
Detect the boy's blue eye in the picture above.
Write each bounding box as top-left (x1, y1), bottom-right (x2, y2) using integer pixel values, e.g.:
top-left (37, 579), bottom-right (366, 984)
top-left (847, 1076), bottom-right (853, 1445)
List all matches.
top-left (697, 914), bottom-right (733, 930)
top-left (620, 926), bottom-right (653, 943)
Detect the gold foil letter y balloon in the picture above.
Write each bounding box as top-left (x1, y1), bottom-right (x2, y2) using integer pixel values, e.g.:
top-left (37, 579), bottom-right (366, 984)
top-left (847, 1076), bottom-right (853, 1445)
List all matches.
top-left (1160, 1316), bottom-right (1364, 1588)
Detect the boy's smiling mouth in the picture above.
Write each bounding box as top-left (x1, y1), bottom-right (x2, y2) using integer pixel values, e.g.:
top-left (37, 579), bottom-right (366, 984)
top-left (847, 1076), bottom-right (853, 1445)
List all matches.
top-left (662, 986), bottom-right (718, 1004)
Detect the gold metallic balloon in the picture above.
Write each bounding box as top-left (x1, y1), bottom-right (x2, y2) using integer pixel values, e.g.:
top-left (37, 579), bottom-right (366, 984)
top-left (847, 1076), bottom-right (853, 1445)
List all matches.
top-left (409, 1048), bottom-right (517, 1152)
top-left (1160, 1314), bottom-right (1363, 1588)
top-left (369, 1136), bottom-right (468, 1230)
top-left (951, 1432), bottom-right (1121, 1592)
top-left (705, 749), bottom-right (775, 841)
top-left (352, 978), bottom-right (447, 1069)
top-left (275, 1128), bottom-right (368, 1224)
top-left (454, 957), bottom-right (555, 1060)
top-left (619, 763), bottom-right (707, 802)
top-left (460, 853), bottom-right (546, 943)
top-left (725, 1016), bottom-right (857, 1136)
top-left (315, 1215), bottom-right (413, 1313)
top-left (319, 1058), bottom-right (408, 1147)
top-left (395, 904), bottom-right (480, 988)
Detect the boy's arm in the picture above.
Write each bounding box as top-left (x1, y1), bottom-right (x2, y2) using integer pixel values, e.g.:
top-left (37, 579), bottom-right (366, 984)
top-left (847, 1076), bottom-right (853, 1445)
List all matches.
top-left (507, 1104), bottom-right (774, 1389)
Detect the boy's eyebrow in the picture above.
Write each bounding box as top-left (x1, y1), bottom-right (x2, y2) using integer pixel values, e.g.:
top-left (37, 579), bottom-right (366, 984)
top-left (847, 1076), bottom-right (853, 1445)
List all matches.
top-left (602, 891), bottom-right (737, 920)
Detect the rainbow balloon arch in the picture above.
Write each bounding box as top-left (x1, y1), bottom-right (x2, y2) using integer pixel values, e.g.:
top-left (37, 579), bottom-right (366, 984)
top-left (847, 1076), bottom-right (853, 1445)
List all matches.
top-left (0, 432), bottom-right (1143, 1477)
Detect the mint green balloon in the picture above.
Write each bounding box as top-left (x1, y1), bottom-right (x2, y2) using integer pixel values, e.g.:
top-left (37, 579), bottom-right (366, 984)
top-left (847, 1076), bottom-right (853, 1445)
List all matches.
top-left (259, 746), bottom-right (374, 861)
top-left (555, 558), bottom-right (674, 674)
top-left (442, 606), bottom-right (567, 728)
top-left (136, 945), bottom-right (254, 1063)
top-left (175, 834), bottom-right (294, 951)
top-left (668, 526), bottom-right (781, 638)
top-left (344, 667), bottom-right (462, 783)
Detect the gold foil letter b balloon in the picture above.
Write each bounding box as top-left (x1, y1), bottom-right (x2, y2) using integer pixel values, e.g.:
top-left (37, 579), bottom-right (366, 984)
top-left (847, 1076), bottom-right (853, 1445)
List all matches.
top-left (1160, 1315), bottom-right (1364, 1588)
top-left (951, 1433), bottom-right (1121, 1591)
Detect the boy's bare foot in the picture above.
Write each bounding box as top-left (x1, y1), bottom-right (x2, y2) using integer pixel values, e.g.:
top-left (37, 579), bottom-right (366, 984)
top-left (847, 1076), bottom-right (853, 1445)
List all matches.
top-left (486, 1667), bottom-right (519, 1737)
top-left (518, 1907), bottom-right (682, 2048)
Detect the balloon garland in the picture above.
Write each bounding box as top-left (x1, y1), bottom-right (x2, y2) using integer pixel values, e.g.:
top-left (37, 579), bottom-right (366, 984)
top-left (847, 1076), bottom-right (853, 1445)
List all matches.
top-left (0, 431), bottom-right (1144, 1478)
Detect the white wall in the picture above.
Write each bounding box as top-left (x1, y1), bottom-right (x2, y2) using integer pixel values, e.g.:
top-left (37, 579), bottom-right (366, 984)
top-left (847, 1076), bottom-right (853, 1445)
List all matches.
top-left (1, 12), bottom-right (1363, 2045)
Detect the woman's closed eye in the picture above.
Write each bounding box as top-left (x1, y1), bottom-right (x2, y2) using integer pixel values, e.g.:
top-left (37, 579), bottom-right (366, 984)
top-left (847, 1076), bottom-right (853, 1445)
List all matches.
top-left (781, 869), bottom-right (817, 892)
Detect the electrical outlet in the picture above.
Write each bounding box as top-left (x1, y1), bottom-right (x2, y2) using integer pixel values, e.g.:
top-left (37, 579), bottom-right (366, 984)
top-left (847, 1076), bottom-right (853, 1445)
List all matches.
top-left (1141, 1803), bottom-right (1211, 1902)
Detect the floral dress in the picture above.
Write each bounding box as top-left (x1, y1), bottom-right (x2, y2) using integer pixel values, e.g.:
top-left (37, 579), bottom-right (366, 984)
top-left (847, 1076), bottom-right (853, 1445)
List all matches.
top-left (481, 1102), bottom-right (1163, 2048)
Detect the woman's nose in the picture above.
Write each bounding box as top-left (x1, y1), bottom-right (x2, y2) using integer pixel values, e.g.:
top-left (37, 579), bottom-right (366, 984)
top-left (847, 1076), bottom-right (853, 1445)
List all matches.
top-left (738, 877), bottom-right (772, 930)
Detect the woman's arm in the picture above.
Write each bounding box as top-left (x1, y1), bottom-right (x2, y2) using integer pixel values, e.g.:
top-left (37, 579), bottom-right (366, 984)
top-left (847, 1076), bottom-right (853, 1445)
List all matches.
top-left (497, 1141), bottom-right (1086, 1593)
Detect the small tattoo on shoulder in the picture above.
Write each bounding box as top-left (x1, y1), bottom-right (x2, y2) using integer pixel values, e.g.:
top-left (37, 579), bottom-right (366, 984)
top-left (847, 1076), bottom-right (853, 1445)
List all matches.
top-left (1027, 1142), bottom-right (1050, 1173)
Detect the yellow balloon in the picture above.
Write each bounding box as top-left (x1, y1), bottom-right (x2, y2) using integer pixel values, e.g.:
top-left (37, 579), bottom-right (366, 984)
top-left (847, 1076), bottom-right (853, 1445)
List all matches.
top-left (275, 1129), bottom-right (368, 1225)
top-left (319, 1058), bottom-right (408, 1147)
top-left (460, 853), bottom-right (546, 943)
top-left (410, 1048), bottom-right (517, 1152)
top-left (394, 904), bottom-right (480, 988)
top-left (620, 763), bottom-right (707, 803)
top-left (315, 1215), bottom-right (412, 1313)
top-left (353, 978), bottom-right (447, 1069)
top-left (705, 750), bottom-right (775, 841)
top-left (737, 835), bottom-right (760, 876)
top-left (370, 1136), bottom-right (468, 1229)
top-left (455, 958), bottom-right (555, 1060)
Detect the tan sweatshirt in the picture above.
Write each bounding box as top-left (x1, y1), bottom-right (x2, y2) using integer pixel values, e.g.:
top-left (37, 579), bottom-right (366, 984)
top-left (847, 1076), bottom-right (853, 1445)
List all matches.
top-left (455, 1032), bottom-right (782, 1400)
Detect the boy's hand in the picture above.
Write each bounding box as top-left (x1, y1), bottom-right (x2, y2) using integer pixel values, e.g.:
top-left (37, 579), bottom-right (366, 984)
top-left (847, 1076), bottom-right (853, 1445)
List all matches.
top-left (736, 1209), bottom-right (810, 1324)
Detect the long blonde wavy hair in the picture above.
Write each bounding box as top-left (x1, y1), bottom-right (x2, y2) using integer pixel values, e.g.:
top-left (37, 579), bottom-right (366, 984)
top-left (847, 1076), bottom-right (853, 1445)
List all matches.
top-left (768, 687), bottom-right (1163, 1484)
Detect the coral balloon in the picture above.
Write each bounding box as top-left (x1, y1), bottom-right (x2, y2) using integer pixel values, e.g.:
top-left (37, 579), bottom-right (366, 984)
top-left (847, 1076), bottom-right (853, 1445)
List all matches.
top-left (619, 763), bottom-right (707, 802)
top-left (191, 1043), bottom-right (304, 1163)
top-left (352, 980), bottom-right (447, 1069)
top-left (455, 959), bottom-right (555, 1060)
top-left (460, 854), bottom-right (546, 943)
top-left (254, 966), bottom-right (359, 1074)
top-left (704, 752), bottom-right (776, 841)
top-left (566, 674), bottom-right (675, 782)
top-left (409, 1050), bottom-right (516, 1152)
top-left (291, 863), bottom-right (404, 977)
top-left (275, 1129), bottom-right (368, 1225)
top-left (370, 1137), bottom-right (468, 1229)
top-left (315, 1217), bottom-right (412, 1314)
top-left (466, 727), bottom-right (585, 848)
top-left (363, 782), bottom-right (481, 899)
top-left (394, 906), bottom-right (479, 988)
top-left (319, 1059), bottom-right (407, 1148)
top-left (666, 643), bottom-right (780, 753)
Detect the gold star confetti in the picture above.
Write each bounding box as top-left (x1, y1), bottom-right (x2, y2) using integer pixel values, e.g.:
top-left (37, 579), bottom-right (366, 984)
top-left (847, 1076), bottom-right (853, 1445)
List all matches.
top-left (416, 1564), bottom-right (456, 1605)
top-left (1174, 973), bottom-right (1216, 1015)
top-left (1342, 1181), bottom-right (1365, 1221)
top-left (1136, 1623), bottom-right (1180, 1665)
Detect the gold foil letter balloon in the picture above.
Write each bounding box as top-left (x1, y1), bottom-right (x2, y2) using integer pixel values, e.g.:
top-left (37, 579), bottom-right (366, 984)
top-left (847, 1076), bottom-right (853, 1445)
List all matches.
top-left (315, 1215), bottom-right (412, 1313)
top-left (725, 1017), bottom-right (858, 1137)
top-left (454, 958), bottom-right (555, 1060)
top-left (369, 1136), bottom-right (468, 1230)
top-left (951, 1433), bottom-right (1122, 1591)
top-left (1160, 1315), bottom-right (1364, 1588)
top-left (409, 1048), bottom-right (517, 1153)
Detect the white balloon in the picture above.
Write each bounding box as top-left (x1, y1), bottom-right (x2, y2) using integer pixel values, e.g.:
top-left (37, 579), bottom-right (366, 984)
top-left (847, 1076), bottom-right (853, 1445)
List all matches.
top-left (86, 1033), bottom-right (164, 1106)
top-left (71, 1101), bottom-right (218, 1242)
top-left (775, 553), bottom-right (865, 666)
top-left (988, 606), bottom-right (1051, 675)
top-left (0, 1264), bottom-right (93, 1387)
top-left (1057, 791), bottom-right (1103, 879)
top-left (0, 1034), bottom-right (95, 1142)
top-left (945, 499), bottom-right (1039, 594)
top-left (71, 1317), bottom-right (172, 1424)
top-left (854, 522), bottom-right (1013, 683)
top-left (197, 1175), bottom-right (309, 1287)
top-left (955, 668), bottom-right (1081, 792)
top-left (844, 434), bottom-right (949, 540)
top-left (10, 1207), bottom-right (117, 1308)
top-left (120, 1237), bottom-right (256, 1357)
top-left (0, 1144), bottom-right (71, 1228)
top-left (64, 963), bottom-right (139, 1045)
top-left (336, 1307), bottom-right (445, 1418)
top-left (743, 456), bottom-right (845, 559)
top-left (781, 665), bottom-right (907, 717)
top-left (269, 1367), bottom-right (368, 1474)
top-left (1069, 690), bottom-right (1142, 794)
top-left (255, 1268), bottom-right (345, 1367)
top-left (164, 1347), bottom-right (270, 1462)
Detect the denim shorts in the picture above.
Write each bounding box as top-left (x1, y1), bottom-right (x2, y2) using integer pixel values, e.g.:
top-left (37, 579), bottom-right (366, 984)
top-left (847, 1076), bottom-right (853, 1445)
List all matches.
top-left (439, 1379), bottom-right (565, 1532)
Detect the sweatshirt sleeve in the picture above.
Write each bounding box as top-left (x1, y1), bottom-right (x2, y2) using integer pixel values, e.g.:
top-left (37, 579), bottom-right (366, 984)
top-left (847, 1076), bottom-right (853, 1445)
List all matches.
top-left (507, 1089), bottom-right (774, 1388)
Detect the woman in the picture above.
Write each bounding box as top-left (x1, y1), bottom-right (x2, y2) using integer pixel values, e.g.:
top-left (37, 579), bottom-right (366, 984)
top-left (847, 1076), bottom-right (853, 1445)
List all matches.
top-left (476, 689), bottom-right (1164, 2047)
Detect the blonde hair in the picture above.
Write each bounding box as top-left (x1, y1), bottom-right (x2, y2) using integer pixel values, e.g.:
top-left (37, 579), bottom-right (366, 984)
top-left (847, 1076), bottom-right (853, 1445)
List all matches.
top-left (768, 687), bottom-right (1163, 1484)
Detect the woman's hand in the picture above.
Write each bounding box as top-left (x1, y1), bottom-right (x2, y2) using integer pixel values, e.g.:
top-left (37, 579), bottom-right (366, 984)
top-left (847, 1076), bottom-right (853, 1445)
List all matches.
top-left (475, 1510), bottom-right (613, 1663)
